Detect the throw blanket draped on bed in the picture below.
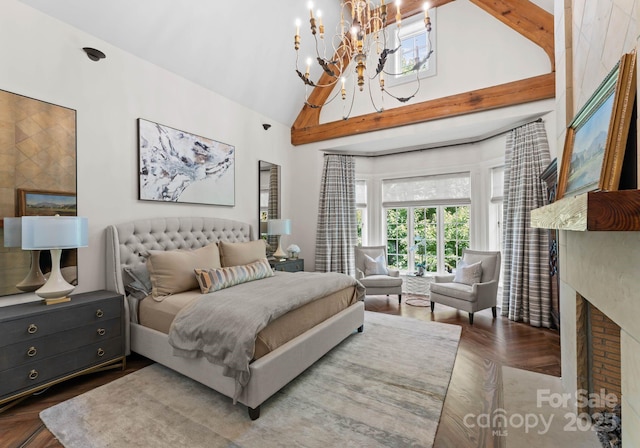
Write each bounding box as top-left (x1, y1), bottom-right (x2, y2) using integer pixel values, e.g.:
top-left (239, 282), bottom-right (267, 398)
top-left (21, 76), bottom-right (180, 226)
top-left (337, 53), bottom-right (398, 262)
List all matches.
top-left (168, 271), bottom-right (364, 400)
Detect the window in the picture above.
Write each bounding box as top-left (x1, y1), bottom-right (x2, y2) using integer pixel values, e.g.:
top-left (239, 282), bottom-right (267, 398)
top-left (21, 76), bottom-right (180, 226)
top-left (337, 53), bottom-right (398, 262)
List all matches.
top-left (488, 166), bottom-right (504, 253)
top-left (386, 11), bottom-right (437, 86)
top-left (355, 180), bottom-right (368, 245)
top-left (489, 166), bottom-right (504, 290)
top-left (383, 173), bottom-right (471, 273)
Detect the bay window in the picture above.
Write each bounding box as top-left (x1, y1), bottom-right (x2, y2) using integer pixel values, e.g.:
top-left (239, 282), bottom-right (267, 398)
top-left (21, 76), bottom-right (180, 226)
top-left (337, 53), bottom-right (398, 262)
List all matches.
top-left (383, 173), bottom-right (471, 273)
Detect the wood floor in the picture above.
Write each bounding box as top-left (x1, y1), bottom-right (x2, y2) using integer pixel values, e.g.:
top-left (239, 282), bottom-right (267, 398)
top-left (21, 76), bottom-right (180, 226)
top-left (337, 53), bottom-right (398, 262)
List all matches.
top-left (0, 294), bottom-right (560, 448)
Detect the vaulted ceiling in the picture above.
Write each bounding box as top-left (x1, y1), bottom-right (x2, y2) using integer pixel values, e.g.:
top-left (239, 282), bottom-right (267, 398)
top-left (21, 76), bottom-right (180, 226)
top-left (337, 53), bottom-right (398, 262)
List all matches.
top-left (18, 0), bottom-right (555, 153)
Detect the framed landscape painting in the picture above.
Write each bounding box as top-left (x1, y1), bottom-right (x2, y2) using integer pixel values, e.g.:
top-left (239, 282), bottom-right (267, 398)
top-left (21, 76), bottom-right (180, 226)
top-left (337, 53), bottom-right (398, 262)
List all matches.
top-left (138, 119), bottom-right (235, 206)
top-left (17, 189), bottom-right (77, 216)
top-left (558, 51), bottom-right (637, 199)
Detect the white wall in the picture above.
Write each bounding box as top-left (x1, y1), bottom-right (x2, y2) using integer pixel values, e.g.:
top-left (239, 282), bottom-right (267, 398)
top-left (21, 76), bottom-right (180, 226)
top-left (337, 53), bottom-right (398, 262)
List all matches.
top-left (0, 0), bottom-right (293, 302)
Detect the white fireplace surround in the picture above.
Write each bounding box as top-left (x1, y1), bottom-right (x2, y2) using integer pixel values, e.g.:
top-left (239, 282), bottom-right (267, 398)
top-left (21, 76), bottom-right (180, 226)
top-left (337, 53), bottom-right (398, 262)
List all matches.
top-left (559, 230), bottom-right (640, 446)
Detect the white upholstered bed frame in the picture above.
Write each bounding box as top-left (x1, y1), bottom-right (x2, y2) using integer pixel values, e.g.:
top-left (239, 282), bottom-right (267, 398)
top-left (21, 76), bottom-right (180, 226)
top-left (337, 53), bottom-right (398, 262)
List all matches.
top-left (105, 217), bottom-right (364, 419)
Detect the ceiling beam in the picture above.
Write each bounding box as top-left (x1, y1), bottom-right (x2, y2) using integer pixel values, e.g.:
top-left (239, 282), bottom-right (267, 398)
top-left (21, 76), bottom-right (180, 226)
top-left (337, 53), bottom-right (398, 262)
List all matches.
top-left (291, 0), bottom-right (555, 145)
top-left (292, 72), bottom-right (555, 145)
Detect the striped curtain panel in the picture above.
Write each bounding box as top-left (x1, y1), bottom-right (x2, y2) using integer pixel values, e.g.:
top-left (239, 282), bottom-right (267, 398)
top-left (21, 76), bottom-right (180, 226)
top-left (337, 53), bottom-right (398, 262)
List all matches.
top-left (315, 154), bottom-right (357, 275)
top-left (501, 121), bottom-right (552, 328)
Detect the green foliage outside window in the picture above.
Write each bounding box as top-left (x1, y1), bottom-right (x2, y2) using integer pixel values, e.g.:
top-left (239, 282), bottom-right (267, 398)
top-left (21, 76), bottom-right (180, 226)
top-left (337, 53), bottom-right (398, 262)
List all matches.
top-left (356, 208), bottom-right (364, 245)
top-left (386, 205), bottom-right (470, 273)
top-left (444, 206), bottom-right (470, 272)
top-left (386, 208), bottom-right (408, 270)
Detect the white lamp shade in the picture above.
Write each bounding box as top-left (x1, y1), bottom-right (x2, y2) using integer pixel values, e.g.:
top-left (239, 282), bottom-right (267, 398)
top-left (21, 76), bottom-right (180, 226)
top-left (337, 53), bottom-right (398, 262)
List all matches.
top-left (267, 219), bottom-right (291, 236)
top-left (21, 216), bottom-right (88, 250)
top-left (3, 217), bottom-right (22, 247)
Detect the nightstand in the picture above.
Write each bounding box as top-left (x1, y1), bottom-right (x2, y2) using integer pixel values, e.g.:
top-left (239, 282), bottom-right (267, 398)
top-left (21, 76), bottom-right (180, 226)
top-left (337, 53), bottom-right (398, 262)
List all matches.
top-left (270, 258), bottom-right (304, 272)
top-left (0, 290), bottom-right (125, 411)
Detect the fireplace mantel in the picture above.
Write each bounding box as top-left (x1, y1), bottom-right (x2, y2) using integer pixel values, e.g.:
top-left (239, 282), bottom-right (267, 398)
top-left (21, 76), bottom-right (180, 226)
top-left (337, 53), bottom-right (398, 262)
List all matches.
top-left (531, 190), bottom-right (640, 231)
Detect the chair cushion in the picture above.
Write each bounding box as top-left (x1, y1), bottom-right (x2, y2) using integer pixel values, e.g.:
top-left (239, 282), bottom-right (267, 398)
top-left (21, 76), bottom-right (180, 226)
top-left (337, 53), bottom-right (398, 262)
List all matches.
top-left (364, 254), bottom-right (388, 276)
top-left (453, 260), bottom-right (483, 286)
top-left (430, 282), bottom-right (476, 302)
top-left (359, 275), bottom-right (403, 288)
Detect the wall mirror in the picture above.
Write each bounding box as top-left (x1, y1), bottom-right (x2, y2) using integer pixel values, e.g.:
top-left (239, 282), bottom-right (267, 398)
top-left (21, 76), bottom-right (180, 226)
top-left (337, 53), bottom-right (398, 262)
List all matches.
top-left (258, 160), bottom-right (280, 253)
top-left (0, 89), bottom-right (77, 297)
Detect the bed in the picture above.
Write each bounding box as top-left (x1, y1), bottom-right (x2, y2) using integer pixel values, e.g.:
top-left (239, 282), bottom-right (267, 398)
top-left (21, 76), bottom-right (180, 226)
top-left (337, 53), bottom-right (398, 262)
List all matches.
top-left (105, 216), bottom-right (365, 419)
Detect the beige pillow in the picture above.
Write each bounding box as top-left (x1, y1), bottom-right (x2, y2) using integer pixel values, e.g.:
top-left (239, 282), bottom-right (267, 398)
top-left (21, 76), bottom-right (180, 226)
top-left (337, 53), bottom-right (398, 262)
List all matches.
top-left (218, 240), bottom-right (267, 267)
top-left (453, 260), bottom-right (483, 286)
top-left (147, 243), bottom-right (221, 299)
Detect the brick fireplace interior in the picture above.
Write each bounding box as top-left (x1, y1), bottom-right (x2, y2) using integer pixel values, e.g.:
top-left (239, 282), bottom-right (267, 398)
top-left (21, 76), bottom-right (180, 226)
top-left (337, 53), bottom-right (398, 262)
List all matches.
top-left (576, 293), bottom-right (622, 416)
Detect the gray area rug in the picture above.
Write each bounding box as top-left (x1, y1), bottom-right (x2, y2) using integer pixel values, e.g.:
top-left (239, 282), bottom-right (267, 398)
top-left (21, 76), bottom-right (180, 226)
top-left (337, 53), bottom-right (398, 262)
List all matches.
top-left (40, 311), bottom-right (461, 448)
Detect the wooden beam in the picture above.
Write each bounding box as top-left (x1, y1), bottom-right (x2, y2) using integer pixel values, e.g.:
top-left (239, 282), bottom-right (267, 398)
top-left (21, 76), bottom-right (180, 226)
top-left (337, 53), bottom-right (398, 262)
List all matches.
top-left (468, 0), bottom-right (555, 71)
top-left (292, 72), bottom-right (555, 145)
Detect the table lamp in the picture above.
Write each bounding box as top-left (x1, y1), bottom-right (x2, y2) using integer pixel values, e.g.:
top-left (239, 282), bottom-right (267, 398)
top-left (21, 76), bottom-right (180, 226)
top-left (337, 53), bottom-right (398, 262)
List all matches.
top-left (267, 218), bottom-right (291, 260)
top-left (3, 217), bottom-right (46, 292)
top-left (21, 215), bottom-right (88, 305)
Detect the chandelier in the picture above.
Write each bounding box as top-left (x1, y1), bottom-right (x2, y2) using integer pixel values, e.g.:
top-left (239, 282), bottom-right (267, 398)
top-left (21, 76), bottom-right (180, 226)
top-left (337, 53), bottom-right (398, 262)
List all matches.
top-left (294, 0), bottom-right (433, 119)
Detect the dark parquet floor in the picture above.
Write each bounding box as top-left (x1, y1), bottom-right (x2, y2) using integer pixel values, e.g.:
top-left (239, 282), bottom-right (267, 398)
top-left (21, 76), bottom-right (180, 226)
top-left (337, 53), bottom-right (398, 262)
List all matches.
top-left (0, 294), bottom-right (560, 448)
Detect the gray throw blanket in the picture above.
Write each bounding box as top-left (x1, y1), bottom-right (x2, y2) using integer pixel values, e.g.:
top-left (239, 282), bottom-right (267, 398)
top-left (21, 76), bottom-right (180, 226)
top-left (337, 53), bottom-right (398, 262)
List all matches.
top-left (168, 271), bottom-right (364, 401)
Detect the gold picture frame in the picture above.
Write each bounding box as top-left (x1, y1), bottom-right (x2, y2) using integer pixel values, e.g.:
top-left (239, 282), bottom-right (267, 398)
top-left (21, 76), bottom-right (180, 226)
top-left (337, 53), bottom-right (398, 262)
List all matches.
top-left (17, 189), bottom-right (77, 217)
top-left (557, 51), bottom-right (637, 199)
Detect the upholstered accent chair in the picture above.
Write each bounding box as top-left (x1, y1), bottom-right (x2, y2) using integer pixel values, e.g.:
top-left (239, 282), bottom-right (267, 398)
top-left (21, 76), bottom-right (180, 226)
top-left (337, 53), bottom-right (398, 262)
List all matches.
top-left (354, 246), bottom-right (403, 303)
top-left (429, 249), bottom-right (501, 325)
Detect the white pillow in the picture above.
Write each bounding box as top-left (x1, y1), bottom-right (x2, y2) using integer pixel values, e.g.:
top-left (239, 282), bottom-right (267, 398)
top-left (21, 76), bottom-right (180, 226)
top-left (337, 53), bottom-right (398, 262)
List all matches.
top-left (364, 254), bottom-right (388, 276)
top-left (453, 260), bottom-right (483, 286)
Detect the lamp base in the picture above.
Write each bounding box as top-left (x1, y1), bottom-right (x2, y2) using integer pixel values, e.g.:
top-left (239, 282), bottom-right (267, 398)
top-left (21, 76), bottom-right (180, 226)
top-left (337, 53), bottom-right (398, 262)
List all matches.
top-left (15, 250), bottom-right (46, 292)
top-left (44, 296), bottom-right (71, 306)
top-left (35, 249), bottom-right (76, 303)
top-left (272, 242), bottom-right (287, 261)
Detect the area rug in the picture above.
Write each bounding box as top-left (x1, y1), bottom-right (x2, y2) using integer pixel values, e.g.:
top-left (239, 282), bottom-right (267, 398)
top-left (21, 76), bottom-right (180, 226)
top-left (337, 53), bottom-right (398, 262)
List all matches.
top-left (405, 297), bottom-right (431, 307)
top-left (502, 366), bottom-right (600, 448)
top-left (40, 312), bottom-right (461, 448)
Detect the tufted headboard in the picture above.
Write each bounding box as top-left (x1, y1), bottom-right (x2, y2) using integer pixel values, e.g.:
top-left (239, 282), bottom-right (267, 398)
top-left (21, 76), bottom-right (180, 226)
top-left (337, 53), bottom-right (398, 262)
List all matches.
top-left (105, 216), bottom-right (253, 297)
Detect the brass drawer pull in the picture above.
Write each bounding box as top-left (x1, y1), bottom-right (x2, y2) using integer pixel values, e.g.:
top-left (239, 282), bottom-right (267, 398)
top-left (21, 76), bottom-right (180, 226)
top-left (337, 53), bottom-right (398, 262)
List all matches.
top-left (27, 324), bottom-right (38, 334)
top-left (97, 328), bottom-right (106, 336)
top-left (27, 346), bottom-right (37, 357)
top-left (28, 369), bottom-right (38, 380)
top-left (96, 309), bottom-right (104, 318)
top-left (97, 348), bottom-right (105, 357)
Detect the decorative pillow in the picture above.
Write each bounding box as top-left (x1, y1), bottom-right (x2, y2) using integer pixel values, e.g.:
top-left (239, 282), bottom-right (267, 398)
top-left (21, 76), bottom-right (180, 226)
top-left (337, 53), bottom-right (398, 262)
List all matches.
top-left (194, 258), bottom-right (274, 293)
top-left (453, 260), bottom-right (483, 286)
top-left (218, 240), bottom-right (267, 267)
top-left (123, 263), bottom-right (153, 300)
top-left (364, 254), bottom-right (388, 276)
top-left (147, 243), bottom-right (221, 299)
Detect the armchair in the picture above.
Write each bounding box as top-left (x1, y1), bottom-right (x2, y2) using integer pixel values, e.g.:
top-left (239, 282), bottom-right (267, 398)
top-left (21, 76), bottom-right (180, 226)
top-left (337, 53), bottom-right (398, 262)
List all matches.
top-left (429, 249), bottom-right (501, 324)
top-left (354, 246), bottom-right (403, 303)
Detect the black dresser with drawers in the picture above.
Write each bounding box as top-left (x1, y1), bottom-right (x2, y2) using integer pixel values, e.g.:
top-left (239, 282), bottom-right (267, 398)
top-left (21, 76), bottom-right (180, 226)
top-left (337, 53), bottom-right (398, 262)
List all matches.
top-left (0, 290), bottom-right (125, 409)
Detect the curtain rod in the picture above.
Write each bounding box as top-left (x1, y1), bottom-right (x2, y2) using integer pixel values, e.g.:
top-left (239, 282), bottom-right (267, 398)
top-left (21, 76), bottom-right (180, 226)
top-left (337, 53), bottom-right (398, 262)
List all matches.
top-left (326, 117), bottom-right (545, 159)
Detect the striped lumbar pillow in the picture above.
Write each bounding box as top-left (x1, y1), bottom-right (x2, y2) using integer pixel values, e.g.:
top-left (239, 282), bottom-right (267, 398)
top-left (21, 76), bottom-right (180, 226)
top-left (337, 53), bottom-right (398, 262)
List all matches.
top-left (194, 258), bottom-right (274, 293)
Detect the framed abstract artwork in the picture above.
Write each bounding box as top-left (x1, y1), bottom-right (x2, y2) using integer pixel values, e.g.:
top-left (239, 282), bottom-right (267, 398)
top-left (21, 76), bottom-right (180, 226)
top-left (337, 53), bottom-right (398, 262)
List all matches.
top-left (138, 119), bottom-right (235, 206)
top-left (557, 51), bottom-right (636, 199)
